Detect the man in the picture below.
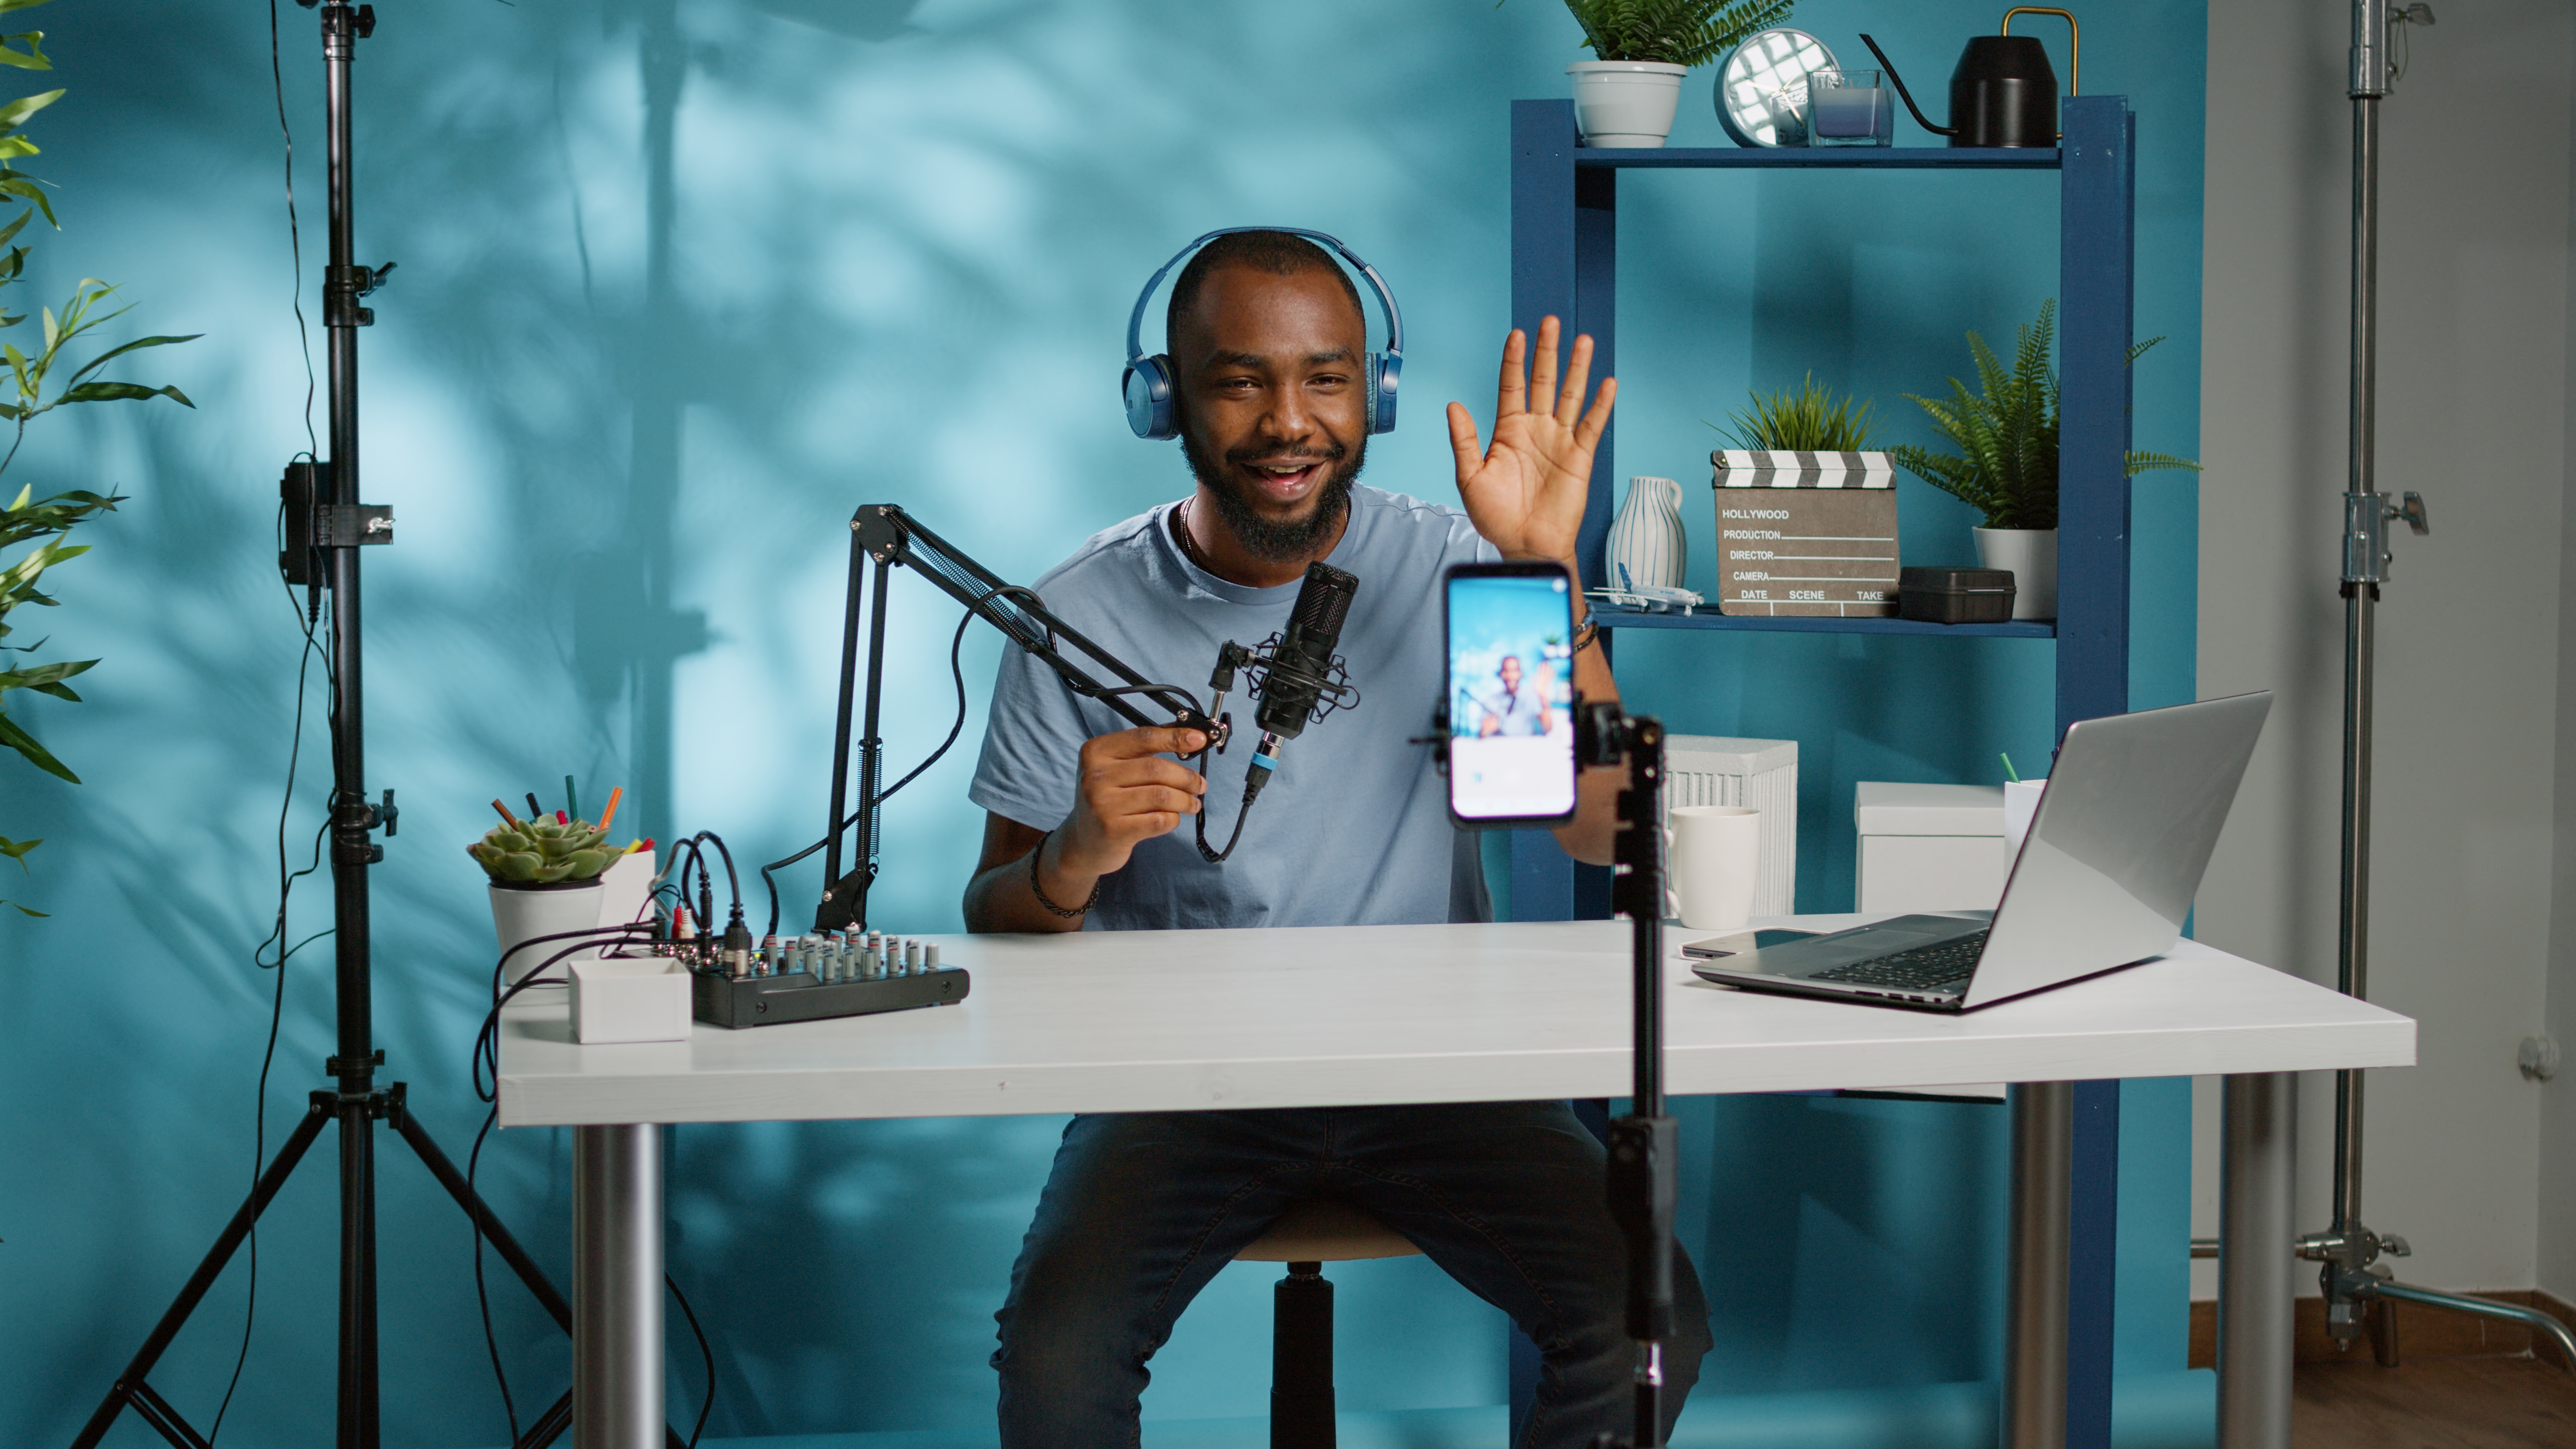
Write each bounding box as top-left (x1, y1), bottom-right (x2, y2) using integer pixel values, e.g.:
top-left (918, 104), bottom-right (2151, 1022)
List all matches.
top-left (963, 231), bottom-right (1711, 1449)
top-left (1479, 653), bottom-right (1554, 738)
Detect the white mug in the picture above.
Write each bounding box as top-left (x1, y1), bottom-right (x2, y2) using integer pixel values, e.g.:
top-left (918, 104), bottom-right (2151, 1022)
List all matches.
top-left (1668, 805), bottom-right (1760, 930)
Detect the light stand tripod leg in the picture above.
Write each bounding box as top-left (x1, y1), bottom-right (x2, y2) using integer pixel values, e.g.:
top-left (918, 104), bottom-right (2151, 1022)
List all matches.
top-left (388, 1089), bottom-right (574, 1330)
top-left (68, 1095), bottom-right (335, 1449)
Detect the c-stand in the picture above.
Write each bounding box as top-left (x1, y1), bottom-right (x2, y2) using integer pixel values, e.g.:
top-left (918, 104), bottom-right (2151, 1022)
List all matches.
top-left (70, 8), bottom-right (683, 1447)
top-left (1572, 700), bottom-right (1677, 1449)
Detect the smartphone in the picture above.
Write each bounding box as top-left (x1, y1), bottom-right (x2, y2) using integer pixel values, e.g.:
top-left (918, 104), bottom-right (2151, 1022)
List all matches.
top-left (1444, 560), bottom-right (1579, 825)
top-left (1680, 928), bottom-right (1820, 959)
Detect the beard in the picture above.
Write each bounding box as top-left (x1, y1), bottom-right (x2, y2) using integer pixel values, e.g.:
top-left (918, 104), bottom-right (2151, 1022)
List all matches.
top-left (1180, 426), bottom-right (1366, 563)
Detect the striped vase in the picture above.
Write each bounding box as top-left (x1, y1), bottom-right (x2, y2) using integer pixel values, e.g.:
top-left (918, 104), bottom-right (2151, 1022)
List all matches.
top-left (1607, 475), bottom-right (1688, 591)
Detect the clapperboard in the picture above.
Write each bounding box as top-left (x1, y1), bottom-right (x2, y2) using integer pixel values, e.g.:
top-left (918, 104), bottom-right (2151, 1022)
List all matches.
top-left (1709, 450), bottom-right (1901, 618)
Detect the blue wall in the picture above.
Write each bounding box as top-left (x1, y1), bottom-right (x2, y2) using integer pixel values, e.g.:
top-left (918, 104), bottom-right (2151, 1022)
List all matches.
top-left (0, 2), bottom-right (2202, 1445)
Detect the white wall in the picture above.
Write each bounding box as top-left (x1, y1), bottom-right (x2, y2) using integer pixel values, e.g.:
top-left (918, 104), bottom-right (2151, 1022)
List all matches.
top-left (2193, 0), bottom-right (2574, 1299)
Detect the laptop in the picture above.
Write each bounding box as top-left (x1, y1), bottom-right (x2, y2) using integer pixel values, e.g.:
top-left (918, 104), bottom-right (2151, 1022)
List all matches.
top-left (1690, 691), bottom-right (2272, 1013)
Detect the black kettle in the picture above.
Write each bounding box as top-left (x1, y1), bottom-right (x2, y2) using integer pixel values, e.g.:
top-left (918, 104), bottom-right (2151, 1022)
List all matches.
top-left (1860, 7), bottom-right (2079, 149)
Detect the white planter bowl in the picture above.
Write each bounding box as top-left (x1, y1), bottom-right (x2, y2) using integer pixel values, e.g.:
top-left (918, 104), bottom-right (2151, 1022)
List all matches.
top-left (1973, 527), bottom-right (2058, 621)
top-left (488, 878), bottom-right (606, 991)
top-left (1567, 61), bottom-right (1688, 148)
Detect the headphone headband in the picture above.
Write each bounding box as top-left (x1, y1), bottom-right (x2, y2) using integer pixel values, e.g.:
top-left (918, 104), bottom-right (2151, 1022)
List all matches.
top-left (1124, 226), bottom-right (1406, 365)
top-left (1120, 226), bottom-right (1406, 439)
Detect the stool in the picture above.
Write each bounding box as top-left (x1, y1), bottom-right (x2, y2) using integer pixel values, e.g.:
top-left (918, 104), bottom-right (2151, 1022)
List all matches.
top-left (1236, 1199), bottom-right (1422, 1449)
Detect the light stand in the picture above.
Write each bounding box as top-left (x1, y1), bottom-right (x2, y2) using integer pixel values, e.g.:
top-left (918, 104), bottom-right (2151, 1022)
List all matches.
top-left (2246, 0), bottom-right (2576, 1431)
top-left (70, 8), bottom-right (681, 1447)
top-left (1574, 702), bottom-right (1677, 1449)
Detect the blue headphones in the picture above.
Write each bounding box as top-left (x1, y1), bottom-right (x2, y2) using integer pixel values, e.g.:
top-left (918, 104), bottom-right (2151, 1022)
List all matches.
top-left (1122, 226), bottom-right (1405, 441)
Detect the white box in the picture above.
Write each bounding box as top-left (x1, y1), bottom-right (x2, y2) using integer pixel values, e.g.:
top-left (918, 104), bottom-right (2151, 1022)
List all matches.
top-left (1665, 735), bottom-right (1796, 916)
top-left (570, 957), bottom-right (695, 1044)
top-left (1854, 782), bottom-right (2008, 914)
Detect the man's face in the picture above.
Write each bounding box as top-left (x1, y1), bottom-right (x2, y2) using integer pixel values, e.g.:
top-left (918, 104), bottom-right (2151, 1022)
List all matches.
top-left (1171, 265), bottom-right (1369, 560)
top-left (1498, 657), bottom-right (1522, 690)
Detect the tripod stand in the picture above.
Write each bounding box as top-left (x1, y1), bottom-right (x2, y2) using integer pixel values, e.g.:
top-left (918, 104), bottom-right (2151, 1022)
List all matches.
top-left (71, 7), bottom-right (681, 1446)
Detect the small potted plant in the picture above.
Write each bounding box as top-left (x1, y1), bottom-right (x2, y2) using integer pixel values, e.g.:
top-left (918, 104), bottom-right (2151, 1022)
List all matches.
top-left (1703, 374), bottom-right (1898, 617)
top-left (1890, 300), bottom-right (2199, 620)
top-left (1556, 0), bottom-right (1795, 147)
top-left (473, 801), bottom-right (623, 988)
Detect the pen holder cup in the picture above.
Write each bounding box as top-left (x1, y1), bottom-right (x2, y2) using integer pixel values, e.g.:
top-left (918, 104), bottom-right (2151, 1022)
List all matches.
top-left (489, 878), bottom-right (607, 991)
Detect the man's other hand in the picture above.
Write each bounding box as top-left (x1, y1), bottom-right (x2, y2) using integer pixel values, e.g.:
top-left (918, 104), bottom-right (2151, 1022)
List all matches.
top-left (1059, 726), bottom-right (1209, 878)
top-left (1445, 316), bottom-right (1614, 568)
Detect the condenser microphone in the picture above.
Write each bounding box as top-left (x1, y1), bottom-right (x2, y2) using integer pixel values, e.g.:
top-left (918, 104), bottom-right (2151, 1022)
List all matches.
top-left (1255, 562), bottom-right (1358, 741)
top-left (1244, 561), bottom-right (1359, 797)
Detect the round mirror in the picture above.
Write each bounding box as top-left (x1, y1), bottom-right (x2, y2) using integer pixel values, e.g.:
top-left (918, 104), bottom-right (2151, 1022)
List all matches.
top-left (1716, 29), bottom-right (1838, 148)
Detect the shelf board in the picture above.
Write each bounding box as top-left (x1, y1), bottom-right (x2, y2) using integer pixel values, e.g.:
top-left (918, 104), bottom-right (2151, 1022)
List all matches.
top-left (1572, 145), bottom-right (2060, 171)
top-left (1593, 609), bottom-right (2055, 639)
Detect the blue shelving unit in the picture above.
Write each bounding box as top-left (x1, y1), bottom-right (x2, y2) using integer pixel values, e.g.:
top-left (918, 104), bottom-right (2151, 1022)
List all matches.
top-left (1506, 97), bottom-right (2140, 1449)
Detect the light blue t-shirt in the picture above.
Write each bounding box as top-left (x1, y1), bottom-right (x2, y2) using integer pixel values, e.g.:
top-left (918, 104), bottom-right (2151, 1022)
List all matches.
top-left (969, 486), bottom-right (1497, 930)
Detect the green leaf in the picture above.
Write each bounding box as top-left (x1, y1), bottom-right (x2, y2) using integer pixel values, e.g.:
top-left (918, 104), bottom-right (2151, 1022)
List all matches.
top-left (0, 710), bottom-right (75, 781)
top-left (0, 834), bottom-right (35, 864)
top-left (0, 175), bottom-right (51, 226)
top-left (55, 379), bottom-right (192, 407)
top-left (0, 29), bottom-right (49, 72)
top-left (66, 331), bottom-right (199, 385)
top-left (0, 85), bottom-right (61, 132)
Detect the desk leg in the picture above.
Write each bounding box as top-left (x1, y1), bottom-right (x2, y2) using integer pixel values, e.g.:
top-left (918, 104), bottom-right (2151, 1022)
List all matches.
top-left (2217, 1074), bottom-right (2294, 1449)
top-left (2003, 1082), bottom-right (2072, 1449)
top-left (575, 1124), bottom-right (663, 1449)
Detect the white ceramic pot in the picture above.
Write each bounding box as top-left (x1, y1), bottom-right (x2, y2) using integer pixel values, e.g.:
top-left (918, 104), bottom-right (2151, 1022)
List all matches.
top-left (488, 878), bottom-right (606, 991)
top-left (1567, 61), bottom-right (1688, 148)
top-left (1608, 475), bottom-right (1688, 591)
top-left (1973, 527), bottom-right (2058, 621)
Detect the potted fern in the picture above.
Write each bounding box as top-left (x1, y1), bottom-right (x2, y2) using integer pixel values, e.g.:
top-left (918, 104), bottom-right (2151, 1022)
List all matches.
top-left (1889, 300), bottom-right (2199, 620)
top-left (1555, 0), bottom-right (1794, 147)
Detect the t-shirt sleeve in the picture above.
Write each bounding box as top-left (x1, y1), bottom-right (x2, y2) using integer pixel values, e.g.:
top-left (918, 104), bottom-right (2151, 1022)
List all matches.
top-left (968, 642), bottom-right (1092, 833)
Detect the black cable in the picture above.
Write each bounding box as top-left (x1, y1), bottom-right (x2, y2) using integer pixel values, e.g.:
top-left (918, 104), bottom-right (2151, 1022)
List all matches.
top-left (1192, 752), bottom-right (1259, 864)
top-left (465, 923), bottom-right (656, 1440)
top-left (762, 608), bottom-right (974, 937)
top-left (208, 485), bottom-right (335, 1445)
top-left (667, 1272), bottom-right (716, 1449)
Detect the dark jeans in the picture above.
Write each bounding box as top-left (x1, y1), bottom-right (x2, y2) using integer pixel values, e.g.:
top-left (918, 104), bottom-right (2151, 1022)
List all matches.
top-left (992, 1101), bottom-right (1712, 1449)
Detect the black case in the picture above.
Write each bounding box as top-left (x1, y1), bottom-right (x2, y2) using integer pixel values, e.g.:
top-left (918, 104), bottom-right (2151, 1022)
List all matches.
top-left (1898, 566), bottom-right (2017, 624)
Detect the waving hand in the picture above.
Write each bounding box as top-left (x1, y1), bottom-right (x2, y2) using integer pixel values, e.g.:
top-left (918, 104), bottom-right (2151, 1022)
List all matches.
top-left (1446, 317), bottom-right (1615, 566)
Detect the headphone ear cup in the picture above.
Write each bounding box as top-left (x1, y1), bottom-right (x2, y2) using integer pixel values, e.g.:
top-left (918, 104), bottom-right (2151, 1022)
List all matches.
top-left (1370, 351), bottom-right (1401, 435)
top-left (1124, 355), bottom-right (1177, 440)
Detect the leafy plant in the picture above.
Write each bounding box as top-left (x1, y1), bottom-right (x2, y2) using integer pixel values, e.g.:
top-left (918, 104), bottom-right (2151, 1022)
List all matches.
top-left (0, 0), bottom-right (200, 916)
top-left (1711, 372), bottom-right (1879, 452)
top-left (470, 816), bottom-right (620, 886)
top-left (1888, 299), bottom-right (2199, 532)
top-left (1557, 0), bottom-right (1794, 67)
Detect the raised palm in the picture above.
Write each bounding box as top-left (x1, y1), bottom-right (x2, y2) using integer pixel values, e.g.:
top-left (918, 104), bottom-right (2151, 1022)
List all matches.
top-left (1446, 317), bottom-right (1616, 566)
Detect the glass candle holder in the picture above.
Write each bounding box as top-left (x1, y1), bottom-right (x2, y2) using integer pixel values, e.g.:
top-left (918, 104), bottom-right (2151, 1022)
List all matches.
top-left (1805, 68), bottom-right (1893, 147)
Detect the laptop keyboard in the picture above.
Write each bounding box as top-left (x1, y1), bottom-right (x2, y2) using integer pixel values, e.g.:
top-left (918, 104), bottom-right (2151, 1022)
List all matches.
top-left (1810, 933), bottom-right (1989, 993)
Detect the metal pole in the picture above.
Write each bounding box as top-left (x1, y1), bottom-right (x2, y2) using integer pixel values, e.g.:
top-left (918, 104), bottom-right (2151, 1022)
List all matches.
top-left (2002, 1081), bottom-right (2072, 1449)
top-left (574, 1124), bottom-right (664, 1449)
top-left (820, 528), bottom-right (868, 894)
top-left (2218, 1074), bottom-right (2295, 1449)
top-left (318, 6), bottom-right (384, 1445)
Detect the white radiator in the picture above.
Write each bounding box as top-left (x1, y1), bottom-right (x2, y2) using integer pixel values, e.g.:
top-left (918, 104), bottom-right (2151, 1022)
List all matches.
top-left (1662, 735), bottom-right (1797, 917)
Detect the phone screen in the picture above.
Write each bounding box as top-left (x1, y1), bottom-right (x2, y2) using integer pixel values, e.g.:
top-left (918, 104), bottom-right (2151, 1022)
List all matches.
top-left (1445, 562), bottom-right (1579, 823)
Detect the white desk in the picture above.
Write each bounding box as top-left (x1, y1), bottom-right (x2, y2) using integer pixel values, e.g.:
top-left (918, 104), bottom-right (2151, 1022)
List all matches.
top-left (496, 919), bottom-right (2412, 1449)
